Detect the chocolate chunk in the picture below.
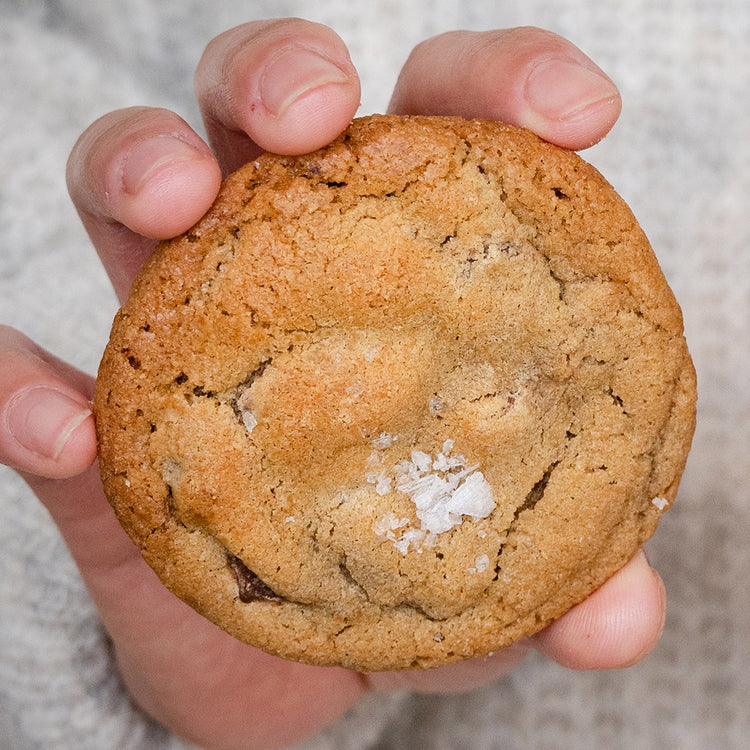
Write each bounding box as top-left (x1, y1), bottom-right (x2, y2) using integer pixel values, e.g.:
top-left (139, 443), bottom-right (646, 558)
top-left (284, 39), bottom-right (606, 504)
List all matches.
top-left (227, 554), bottom-right (283, 603)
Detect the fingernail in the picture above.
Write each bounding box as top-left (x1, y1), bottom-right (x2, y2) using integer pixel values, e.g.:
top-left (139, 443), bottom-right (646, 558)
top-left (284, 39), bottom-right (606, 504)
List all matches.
top-left (6, 387), bottom-right (92, 460)
top-left (121, 135), bottom-right (204, 195)
top-left (524, 59), bottom-right (619, 121)
top-left (260, 48), bottom-right (350, 117)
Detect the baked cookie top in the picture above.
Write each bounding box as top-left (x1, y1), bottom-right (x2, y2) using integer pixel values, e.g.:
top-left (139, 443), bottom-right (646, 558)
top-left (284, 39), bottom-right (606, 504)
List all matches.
top-left (95, 115), bottom-right (696, 671)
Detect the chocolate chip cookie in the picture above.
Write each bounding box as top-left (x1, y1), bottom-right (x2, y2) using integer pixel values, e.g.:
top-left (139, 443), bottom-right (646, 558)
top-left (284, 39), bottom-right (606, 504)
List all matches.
top-left (94, 115), bottom-right (696, 671)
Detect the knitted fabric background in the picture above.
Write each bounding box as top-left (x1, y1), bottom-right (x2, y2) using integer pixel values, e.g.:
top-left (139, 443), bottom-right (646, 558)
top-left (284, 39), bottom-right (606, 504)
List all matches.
top-left (0, 1), bottom-right (747, 748)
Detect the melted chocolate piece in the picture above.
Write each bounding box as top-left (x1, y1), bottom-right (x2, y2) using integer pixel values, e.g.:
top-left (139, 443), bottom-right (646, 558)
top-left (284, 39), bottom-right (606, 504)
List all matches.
top-left (227, 554), bottom-right (283, 603)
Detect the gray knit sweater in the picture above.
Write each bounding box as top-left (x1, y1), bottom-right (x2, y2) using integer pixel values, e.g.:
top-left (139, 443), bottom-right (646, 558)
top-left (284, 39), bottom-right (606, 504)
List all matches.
top-left (1, 1), bottom-right (748, 748)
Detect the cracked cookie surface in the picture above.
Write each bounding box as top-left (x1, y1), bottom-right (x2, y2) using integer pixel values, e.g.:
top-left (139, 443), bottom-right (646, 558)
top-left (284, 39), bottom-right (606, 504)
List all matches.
top-left (94, 115), bottom-right (696, 671)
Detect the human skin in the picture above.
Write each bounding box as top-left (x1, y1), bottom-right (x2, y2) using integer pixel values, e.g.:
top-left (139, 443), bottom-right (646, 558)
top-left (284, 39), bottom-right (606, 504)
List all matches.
top-left (0, 20), bottom-right (665, 750)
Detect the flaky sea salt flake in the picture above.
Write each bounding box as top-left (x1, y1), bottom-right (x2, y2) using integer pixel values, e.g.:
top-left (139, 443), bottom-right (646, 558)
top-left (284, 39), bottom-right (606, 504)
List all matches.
top-left (411, 450), bottom-right (433, 473)
top-left (373, 513), bottom-right (410, 539)
top-left (445, 471), bottom-right (495, 519)
top-left (428, 396), bottom-right (444, 414)
top-left (375, 474), bottom-right (393, 495)
top-left (372, 432), bottom-right (398, 449)
top-left (364, 346), bottom-right (380, 362)
top-left (241, 411), bottom-right (258, 433)
top-left (369, 438), bottom-right (496, 549)
top-left (474, 554), bottom-right (490, 573)
top-left (346, 382), bottom-right (365, 399)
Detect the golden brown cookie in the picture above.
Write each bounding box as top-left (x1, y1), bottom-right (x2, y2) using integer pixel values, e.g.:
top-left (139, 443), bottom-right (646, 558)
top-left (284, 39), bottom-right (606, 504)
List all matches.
top-left (94, 115), bottom-right (696, 671)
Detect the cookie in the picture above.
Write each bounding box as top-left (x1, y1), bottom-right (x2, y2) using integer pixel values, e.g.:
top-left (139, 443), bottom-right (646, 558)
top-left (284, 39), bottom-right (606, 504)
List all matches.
top-left (94, 115), bottom-right (696, 671)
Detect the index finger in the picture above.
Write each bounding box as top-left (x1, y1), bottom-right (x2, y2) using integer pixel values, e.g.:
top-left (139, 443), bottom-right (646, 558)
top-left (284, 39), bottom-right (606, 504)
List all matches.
top-left (66, 20), bottom-right (361, 302)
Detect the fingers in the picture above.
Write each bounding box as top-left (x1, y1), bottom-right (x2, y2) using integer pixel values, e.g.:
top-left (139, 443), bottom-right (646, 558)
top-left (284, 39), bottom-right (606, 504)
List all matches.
top-left (69, 23), bottom-right (614, 307)
top-left (67, 107), bottom-right (223, 302)
top-left (194, 19), bottom-right (360, 173)
top-left (388, 27), bottom-right (621, 149)
top-left (0, 326), bottom-right (132, 604)
top-left (0, 326), bottom-right (96, 479)
top-left (531, 549), bottom-right (667, 670)
top-left (0, 329), bottom-right (139, 624)
top-left (68, 23), bottom-right (618, 303)
top-left (67, 20), bottom-right (360, 302)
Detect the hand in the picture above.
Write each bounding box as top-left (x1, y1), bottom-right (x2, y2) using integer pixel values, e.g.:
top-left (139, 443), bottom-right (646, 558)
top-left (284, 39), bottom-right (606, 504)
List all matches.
top-left (0, 20), bottom-right (664, 750)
